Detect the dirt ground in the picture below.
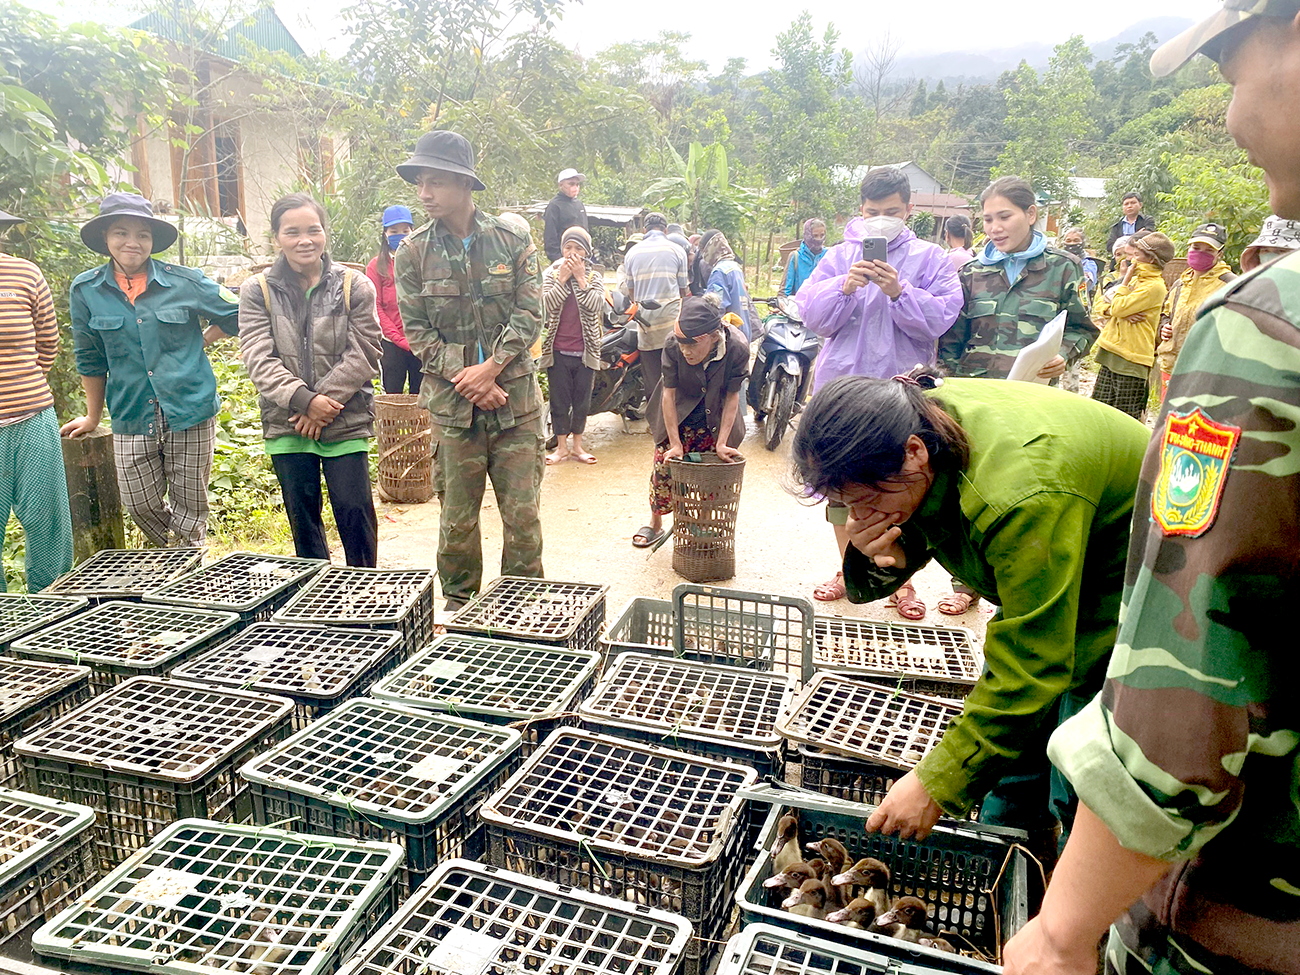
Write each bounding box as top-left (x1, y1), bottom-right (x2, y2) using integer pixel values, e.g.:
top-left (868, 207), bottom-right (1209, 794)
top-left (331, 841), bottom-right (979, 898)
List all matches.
top-left (371, 411), bottom-right (997, 641)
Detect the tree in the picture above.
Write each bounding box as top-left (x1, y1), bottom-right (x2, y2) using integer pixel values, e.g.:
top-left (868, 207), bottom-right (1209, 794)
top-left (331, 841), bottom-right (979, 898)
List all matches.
top-left (641, 141), bottom-right (757, 239)
top-left (592, 32), bottom-right (706, 134)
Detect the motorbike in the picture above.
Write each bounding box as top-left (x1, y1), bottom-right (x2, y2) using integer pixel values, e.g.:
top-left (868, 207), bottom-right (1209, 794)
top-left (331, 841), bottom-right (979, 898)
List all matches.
top-left (748, 295), bottom-right (822, 451)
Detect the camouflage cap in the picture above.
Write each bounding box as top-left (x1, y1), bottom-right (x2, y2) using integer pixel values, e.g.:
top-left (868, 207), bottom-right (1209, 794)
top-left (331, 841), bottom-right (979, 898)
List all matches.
top-left (1151, 0), bottom-right (1300, 77)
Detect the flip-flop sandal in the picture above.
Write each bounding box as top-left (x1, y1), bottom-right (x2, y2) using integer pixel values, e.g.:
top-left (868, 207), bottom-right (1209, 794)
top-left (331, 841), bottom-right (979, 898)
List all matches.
top-left (813, 571), bottom-right (847, 601)
top-left (889, 584), bottom-right (926, 620)
top-left (632, 526), bottom-right (666, 548)
top-left (937, 591), bottom-right (979, 615)
top-left (574, 452), bottom-right (597, 464)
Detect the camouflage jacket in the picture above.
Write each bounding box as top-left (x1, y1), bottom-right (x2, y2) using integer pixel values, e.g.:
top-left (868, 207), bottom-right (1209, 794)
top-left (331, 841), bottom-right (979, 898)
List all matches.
top-left (1049, 251), bottom-right (1300, 974)
top-left (394, 208), bottom-right (543, 429)
top-left (938, 248), bottom-right (1096, 378)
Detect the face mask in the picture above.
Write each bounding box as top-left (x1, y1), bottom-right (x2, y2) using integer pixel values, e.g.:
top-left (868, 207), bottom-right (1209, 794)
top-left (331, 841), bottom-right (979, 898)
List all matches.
top-left (1065, 243), bottom-right (1085, 257)
top-left (803, 228), bottom-right (825, 253)
top-left (861, 215), bottom-right (906, 242)
top-left (1186, 249), bottom-right (1217, 272)
top-left (387, 233), bottom-right (407, 250)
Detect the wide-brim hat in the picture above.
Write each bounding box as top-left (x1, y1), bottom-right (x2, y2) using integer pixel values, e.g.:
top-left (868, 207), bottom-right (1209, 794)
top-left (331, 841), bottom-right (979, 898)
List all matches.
top-left (80, 192), bottom-right (178, 256)
top-left (1151, 0), bottom-right (1300, 77)
top-left (0, 209), bottom-right (23, 227)
top-left (396, 131), bottom-right (485, 190)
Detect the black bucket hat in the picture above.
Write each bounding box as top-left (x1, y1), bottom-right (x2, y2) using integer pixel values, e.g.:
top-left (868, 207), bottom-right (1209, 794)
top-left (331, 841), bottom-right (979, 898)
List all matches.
top-left (0, 209), bottom-right (22, 227)
top-left (396, 131), bottom-right (485, 190)
top-left (80, 193), bottom-right (178, 256)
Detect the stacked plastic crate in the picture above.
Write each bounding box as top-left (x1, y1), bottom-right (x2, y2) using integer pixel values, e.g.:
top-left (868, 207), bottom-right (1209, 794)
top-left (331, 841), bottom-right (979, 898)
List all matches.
top-left (271, 567), bottom-right (435, 659)
top-left (44, 548), bottom-right (201, 604)
top-left (144, 552), bottom-right (324, 626)
top-left (0, 659), bottom-right (91, 789)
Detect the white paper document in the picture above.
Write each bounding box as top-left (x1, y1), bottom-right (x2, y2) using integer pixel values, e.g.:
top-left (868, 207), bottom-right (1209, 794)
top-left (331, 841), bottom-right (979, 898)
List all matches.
top-left (1006, 311), bottom-right (1066, 384)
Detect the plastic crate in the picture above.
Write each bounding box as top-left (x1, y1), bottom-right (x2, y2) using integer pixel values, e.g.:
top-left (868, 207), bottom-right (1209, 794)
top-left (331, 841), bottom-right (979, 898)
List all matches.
top-left (0, 594), bottom-right (87, 654)
top-left (481, 728), bottom-right (756, 975)
top-left (172, 623), bottom-right (404, 730)
top-left (0, 789), bottom-right (97, 959)
top-left (445, 576), bottom-right (608, 656)
top-left (601, 595), bottom-right (779, 671)
top-left (271, 566), bottom-right (435, 658)
top-left (795, 744), bottom-right (980, 821)
top-left (577, 652), bottom-right (795, 781)
top-left (370, 633), bottom-right (600, 755)
top-left (335, 858), bottom-right (692, 975)
top-left (31, 818), bottom-right (403, 975)
top-left (9, 601), bottom-right (242, 695)
top-left (0, 661), bottom-right (92, 791)
top-left (736, 792), bottom-right (1028, 973)
top-left (44, 548), bottom-right (202, 604)
top-left (717, 924), bottom-right (960, 975)
top-left (814, 616), bottom-right (982, 697)
top-left (242, 698), bottom-right (522, 894)
top-left (675, 585), bottom-right (814, 682)
top-left (144, 552), bottom-right (325, 625)
top-left (776, 672), bottom-right (965, 770)
top-left (15, 677), bottom-right (295, 870)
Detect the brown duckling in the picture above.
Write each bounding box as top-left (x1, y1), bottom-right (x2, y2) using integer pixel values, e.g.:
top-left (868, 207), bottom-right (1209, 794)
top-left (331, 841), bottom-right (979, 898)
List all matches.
top-left (771, 814), bottom-right (803, 874)
top-left (781, 878), bottom-right (829, 919)
top-left (873, 896), bottom-right (930, 943)
top-left (763, 860), bottom-right (816, 892)
top-left (824, 896), bottom-right (876, 929)
top-left (831, 856), bottom-right (891, 917)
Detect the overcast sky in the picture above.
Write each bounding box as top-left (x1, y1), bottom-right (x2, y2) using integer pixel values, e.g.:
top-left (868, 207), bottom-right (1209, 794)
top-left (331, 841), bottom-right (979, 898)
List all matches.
top-left (29, 0), bottom-right (1223, 69)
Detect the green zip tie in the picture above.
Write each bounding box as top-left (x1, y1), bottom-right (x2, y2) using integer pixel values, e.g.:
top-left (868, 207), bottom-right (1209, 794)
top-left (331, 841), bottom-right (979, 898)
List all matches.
top-left (577, 836), bottom-right (610, 881)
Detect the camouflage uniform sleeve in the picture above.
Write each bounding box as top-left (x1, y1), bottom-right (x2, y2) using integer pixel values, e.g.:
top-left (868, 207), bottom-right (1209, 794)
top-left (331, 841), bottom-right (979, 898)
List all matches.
top-left (937, 268), bottom-right (974, 372)
top-left (1058, 257), bottom-right (1097, 362)
top-left (495, 232), bottom-right (541, 364)
top-left (395, 236), bottom-right (448, 379)
top-left (1049, 257), bottom-right (1300, 860)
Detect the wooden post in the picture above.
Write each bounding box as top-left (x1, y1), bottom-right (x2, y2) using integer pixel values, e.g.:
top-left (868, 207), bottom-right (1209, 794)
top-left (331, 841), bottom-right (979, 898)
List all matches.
top-left (61, 428), bottom-right (125, 562)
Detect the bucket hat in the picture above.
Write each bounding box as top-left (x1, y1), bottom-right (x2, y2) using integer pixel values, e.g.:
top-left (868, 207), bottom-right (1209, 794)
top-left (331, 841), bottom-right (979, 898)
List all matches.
top-left (0, 209), bottom-right (22, 227)
top-left (1151, 0), bottom-right (1300, 77)
top-left (382, 205), bottom-right (414, 228)
top-left (1242, 215), bottom-right (1300, 270)
top-left (397, 131), bottom-right (485, 190)
top-left (80, 193), bottom-right (178, 256)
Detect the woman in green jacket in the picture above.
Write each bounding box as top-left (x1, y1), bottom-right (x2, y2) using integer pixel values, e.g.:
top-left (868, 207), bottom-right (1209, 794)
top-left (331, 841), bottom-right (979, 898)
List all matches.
top-left (791, 370), bottom-right (1150, 847)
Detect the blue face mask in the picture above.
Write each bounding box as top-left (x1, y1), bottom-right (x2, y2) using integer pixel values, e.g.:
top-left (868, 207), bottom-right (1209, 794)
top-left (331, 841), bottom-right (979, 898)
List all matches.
top-left (386, 233), bottom-right (407, 250)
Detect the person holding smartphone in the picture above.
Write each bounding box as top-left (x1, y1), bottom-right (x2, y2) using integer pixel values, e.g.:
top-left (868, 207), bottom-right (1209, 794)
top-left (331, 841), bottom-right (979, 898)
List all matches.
top-left (798, 167), bottom-right (964, 612)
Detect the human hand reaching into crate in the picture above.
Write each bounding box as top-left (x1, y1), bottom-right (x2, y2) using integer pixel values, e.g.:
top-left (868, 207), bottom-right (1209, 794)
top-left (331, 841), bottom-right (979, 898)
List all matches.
top-left (864, 769), bottom-right (942, 841)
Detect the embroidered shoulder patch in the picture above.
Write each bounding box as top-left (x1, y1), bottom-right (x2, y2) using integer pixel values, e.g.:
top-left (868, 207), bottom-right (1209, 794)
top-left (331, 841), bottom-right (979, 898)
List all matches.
top-left (218, 286), bottom-right (239, 304)
top-left (1152, 408), bottom-right (1241, 537)
top-left (489, 263), bottom-right (511, 275)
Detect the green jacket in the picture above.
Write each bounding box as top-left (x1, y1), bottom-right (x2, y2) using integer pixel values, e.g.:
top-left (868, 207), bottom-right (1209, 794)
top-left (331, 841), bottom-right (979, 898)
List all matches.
top-left (393, 208), bottom-right (543, 430)
top-left (939, 248), bottom-right (1095, 379)
top-left (1050, 251), bottom-right (1300, 973)
top-left (842, 378), bottom-right (1150, 815)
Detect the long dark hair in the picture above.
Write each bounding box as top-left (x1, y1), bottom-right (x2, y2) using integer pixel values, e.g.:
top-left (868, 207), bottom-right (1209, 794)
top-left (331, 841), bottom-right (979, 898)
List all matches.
top-left (792, 369), bottom-right (970, 495)
top-left (944, 215), bottom-right (973, 249)
top-left (376, 229), bottom-right (397, 280)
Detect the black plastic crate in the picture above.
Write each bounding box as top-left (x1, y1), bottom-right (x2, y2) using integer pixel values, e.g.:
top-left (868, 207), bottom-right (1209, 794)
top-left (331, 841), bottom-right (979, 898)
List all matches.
top-left (602, 595), bottom-right (779, 672)
top-left (736, 792), bottom-right (1028, 973)
top-left (0, 661), bottom-right (92, 791)
top-left (675, 585), bottom-right (814, 681)
top-left (144, 552), bottom-right (325, 625)
top-left (445, 576), bottom-right (608, 656)
top-left (578, 652), bottom-right (794, 780)
top-left (481, 728), bottom-right (756, 975)
top-left (172, 623), bottom-right (404, 730)
top-left (15, 677), bottom-right (294, 871)
top-left (371, 633), bottom-right (600, 756)
top-left (44, 549), bottom-right (202, 604)
top-left (242, 698), bottom-right (522, 894)
top-left (795, 744), bottom-right (981, 820)
top-left (31, 818), bottom-right (403, 975)
top-left (0, 788), bottom-right (97, 960)
top-left (776, 672), bottom-right (964, 770)
top-left (718, 923), bottom-right (959, 975)
top-left (9, 601), bottom-right (242, 695)
top-left (0, 594), bottom-right (87, 654)
top-left (814, 616), bottom-right (981, 698)
top-left (335, 858), bottom-right (693, 975)
top-left (271, 567), bottom-right (435, 658)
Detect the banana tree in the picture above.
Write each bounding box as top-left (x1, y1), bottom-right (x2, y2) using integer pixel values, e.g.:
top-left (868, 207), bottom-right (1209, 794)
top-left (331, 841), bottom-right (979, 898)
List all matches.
top-left (642, 141), bottom-right (757, 233)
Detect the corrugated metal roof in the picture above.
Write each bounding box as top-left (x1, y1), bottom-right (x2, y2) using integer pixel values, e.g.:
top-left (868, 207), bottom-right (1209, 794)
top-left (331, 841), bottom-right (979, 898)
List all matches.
top-left (520, 202), bottom-right (646, 226)
top-left (129, 4), bottom-right (305, 60)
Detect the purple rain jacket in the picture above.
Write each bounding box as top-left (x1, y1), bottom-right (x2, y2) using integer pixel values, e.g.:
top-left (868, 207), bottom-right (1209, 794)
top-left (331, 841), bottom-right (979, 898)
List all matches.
top-left (797, 219), bottom-right (964, 391)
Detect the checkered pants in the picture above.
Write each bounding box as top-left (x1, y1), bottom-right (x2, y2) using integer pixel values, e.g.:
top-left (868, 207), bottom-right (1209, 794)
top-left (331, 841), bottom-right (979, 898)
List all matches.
top-left (1091, 365), bottom-right (1149, 420)
top-left (114, 404), bottom-right (215, 547)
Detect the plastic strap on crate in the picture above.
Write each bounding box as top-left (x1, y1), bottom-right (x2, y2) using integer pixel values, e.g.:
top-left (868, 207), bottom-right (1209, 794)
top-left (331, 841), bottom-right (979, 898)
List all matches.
top-left (0, 787), bottom-right (95, 893)
top-left (15, 677), bottom-right (294, 781)
top-left (372, 633), bottom-right (600, 720)
top-left (0, 659), bottom-right (91, 727)
top-left (239, 698), bottom-right (521, 822)
top-left (717, 924), bottom-right (942, 975)
top-left (145, 551), bottom-right (325, 612)
top-left (0, 594), bottom-right (88, 647)
top-left (673, 584), bottom-right (814, 681)
top-left (44, 548), bottom-right (202, 599)
top-left (272, 566), bottom-right (434, 625)
top-left (813, 616), bottom-right (982, 683)
top-left (173, 624), bottom-right (402, 700)
top-left (578, 652), bottom-right (795, 747)
top-left (32, 818), bottom-right (403, 975)
top-left (336, 858), bottom-right (692, 975)
top-left (480, 728), bottom-right (755, 867)
top-left (776, 672), bottom-right (963, 770)
top-left (10, 600), bottom-right (240, 670)
top-left (447, 575), bottom-right (608, 642)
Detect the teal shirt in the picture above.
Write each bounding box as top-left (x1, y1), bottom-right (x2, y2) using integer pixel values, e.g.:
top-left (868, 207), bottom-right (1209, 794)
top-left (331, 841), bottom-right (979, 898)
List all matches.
top-left (842, 378), bottom-right (1151, 814)
top-left (70, 259), bottom-right (240, 436)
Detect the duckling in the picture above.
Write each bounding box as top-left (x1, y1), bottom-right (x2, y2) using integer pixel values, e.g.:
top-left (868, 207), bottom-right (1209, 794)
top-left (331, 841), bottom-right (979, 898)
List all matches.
top-left (806, 857), bottom-right (829, 879)
top-left (805, 837), bottom-right (849, 880)
top-left (920, 936), bottom-right (958, 954)
top-left (781, 878), bottom-right (829, 920)
top-left (824, 896), bottom-right (877, 929)
top-left (771, 814), bottom-right (802, 874)
top-left (763, 860), bottom-right (816, 892)
top-left (872, 896), bottom-right (930, 943)
top-left (831, 857), bottom-right (891, 917)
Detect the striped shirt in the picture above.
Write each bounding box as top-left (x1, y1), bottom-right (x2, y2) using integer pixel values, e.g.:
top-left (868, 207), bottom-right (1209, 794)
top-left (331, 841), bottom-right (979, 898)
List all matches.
top-left (0, 253), bottom-right (58, 421)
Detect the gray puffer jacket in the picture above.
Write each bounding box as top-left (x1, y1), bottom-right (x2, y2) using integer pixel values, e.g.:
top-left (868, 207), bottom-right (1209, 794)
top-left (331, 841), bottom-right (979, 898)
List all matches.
top-left (239, 253), bottom-right (381, 443)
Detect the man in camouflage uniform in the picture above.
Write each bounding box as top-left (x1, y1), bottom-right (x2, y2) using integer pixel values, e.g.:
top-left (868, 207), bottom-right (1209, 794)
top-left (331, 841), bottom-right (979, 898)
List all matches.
top-left (1004, 2), bottom-right (1300, 971)
top-left (393, 131), bottom-right (545, 609)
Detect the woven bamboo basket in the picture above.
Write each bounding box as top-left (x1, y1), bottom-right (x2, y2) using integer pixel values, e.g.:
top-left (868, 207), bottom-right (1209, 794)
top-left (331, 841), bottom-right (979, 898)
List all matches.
top-left (669, 452), bottom-right (745, 582)
top-left (375, 394), bottom-right (434, 503)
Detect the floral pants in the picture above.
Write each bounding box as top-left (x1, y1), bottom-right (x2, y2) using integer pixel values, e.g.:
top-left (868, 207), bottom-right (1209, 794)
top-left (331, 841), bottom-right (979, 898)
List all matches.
top-left (649, 423), bottom-right (716, 515)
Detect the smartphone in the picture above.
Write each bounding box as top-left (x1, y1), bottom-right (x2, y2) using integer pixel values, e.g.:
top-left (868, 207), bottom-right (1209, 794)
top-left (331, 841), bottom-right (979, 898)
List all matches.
top-left (861, 237), bottom-right (888, 264)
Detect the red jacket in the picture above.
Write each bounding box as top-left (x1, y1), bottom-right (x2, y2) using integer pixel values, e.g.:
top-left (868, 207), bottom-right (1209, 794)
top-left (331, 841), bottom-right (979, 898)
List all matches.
top-left (365, 255), bottom-right (408, 350)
